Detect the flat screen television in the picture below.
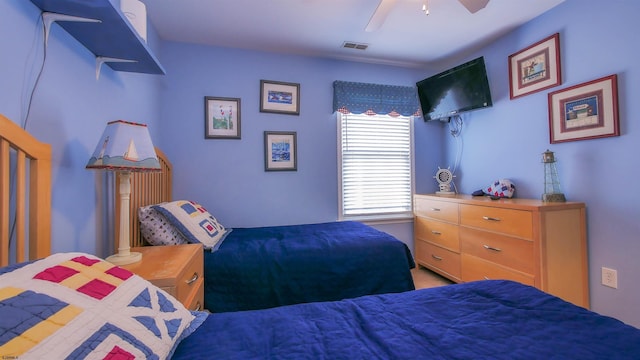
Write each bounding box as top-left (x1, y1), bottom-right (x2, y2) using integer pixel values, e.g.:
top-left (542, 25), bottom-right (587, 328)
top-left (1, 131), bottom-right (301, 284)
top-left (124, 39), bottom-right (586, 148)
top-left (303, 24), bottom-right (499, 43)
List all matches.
top-left (416, 56), bottom-right (493, 122)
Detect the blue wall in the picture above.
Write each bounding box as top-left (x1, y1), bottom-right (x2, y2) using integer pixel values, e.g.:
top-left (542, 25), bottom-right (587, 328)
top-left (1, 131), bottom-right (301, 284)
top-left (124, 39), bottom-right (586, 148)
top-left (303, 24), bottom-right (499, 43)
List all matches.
top-left (156, 42), bottom-right (432, 228)
top-left (1, 0), bottom-right (638, 328)
top-left (154, 40), bottom-right (437, 250)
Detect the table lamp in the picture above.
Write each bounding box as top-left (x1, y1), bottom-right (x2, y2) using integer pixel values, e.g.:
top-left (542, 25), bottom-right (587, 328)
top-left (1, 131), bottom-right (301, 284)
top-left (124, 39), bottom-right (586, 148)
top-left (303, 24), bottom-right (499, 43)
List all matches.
top-left (86, 120), bottom-right (161, 265)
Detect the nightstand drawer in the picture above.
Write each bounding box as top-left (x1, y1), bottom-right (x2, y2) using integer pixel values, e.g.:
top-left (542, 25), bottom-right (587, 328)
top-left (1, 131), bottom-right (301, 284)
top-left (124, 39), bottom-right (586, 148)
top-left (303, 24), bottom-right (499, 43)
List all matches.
top-left (414, 197), bottom-right (459, 223)
top-left (460, 227), bottom-right (534, 274)
top-left (415, 216), bottom-right (460, 252)
top-left (175, 251), bottom-right (204, 305)
top-left (460, 204), bottom-right (533, 239)
top-left (122, 244), bottom-right (204, 309)
top-left (461, 254), bottom-right (534, 286)
top-left (184, 281), bottom-right (204, 311)
top-left (415, 240), bottom-right (461, 280)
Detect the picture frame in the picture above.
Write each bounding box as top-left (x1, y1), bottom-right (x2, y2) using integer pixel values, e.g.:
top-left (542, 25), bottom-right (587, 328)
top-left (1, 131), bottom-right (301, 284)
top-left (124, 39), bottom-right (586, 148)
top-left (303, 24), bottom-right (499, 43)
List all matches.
top-left (509, 33), bottom-right (561, 99)
top-left (205, 96), bottom-right (241, 139)
top-left (264, 131), bottom-right (297, 171)
top-left (260, 80), bottom-right (300, 115)
top-left (548, 74), bottom-right (619, 144)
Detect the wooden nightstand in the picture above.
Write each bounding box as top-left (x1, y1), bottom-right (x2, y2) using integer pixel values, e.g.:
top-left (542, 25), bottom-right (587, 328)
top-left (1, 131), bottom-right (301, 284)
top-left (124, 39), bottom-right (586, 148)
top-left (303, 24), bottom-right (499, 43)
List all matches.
top-left (120, 244), bottom-right (204, 311)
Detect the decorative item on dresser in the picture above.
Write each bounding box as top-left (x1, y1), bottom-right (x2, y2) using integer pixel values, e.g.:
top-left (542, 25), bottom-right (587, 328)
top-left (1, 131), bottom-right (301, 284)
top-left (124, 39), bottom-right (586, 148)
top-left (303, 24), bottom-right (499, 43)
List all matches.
top-left (542, 149), bottom-right (566, 202)
top-left (119, 243), bottom-right (204, 311)
top-left (414, 193), bottom-right (589, 308)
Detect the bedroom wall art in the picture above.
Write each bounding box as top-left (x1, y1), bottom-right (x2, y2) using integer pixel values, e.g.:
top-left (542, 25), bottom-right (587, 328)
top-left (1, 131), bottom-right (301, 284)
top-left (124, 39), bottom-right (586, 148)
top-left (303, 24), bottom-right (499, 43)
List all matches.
top-left (204, 96), bottom-right (241, 139)
top-left (547, 74), bottom-right (619, 143)
top-left (259, 80), bottom-right (300, 115)
top-left (509, 33), bottom-right (561, 99)
top-left (264, 131), bottom-right (297, 171)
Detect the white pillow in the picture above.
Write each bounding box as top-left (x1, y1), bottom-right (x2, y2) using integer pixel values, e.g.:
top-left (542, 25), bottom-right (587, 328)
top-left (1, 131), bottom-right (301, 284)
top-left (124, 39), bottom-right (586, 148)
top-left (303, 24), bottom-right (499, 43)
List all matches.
top-left (138, 204), bottom-right (188, 246)
top-left (152, 200), bottom-right (228, 250)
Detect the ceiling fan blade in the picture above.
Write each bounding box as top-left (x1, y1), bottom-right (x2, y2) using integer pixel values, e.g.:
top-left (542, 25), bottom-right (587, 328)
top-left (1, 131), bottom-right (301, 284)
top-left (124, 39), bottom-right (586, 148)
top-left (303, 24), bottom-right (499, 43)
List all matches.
top-left (458, 0), bottom-right (490, 14)
top-left (365, 0), bottom-right (398, 32)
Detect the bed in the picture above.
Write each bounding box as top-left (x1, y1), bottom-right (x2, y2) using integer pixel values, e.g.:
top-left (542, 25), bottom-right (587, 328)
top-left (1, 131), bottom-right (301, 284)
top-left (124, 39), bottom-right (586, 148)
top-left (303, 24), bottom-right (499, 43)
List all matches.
top-left (202, 221), bottom-right (415, 312)
top-left (0, 114), bottom-right (51, 267)
top-left (125, 150), bottom-right (415, 312)
top-left (173, 279), bottom-right (640, 359)
top-left (3, 113), bottom-right (640, 359)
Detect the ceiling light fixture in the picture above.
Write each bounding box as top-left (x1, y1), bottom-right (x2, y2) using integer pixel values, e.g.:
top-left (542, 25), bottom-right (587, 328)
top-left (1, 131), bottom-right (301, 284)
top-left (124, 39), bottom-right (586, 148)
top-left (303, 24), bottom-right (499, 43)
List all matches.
top-left (422, 1), bottom-right (430, 15)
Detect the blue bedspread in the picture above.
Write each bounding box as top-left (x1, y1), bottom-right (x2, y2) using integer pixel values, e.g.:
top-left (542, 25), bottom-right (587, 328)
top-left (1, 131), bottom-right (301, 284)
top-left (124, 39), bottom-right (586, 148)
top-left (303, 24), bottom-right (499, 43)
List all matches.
top-left (174, 280), bottom-right (640, 359)
top-left (203, 221), bottom-right (415, 312)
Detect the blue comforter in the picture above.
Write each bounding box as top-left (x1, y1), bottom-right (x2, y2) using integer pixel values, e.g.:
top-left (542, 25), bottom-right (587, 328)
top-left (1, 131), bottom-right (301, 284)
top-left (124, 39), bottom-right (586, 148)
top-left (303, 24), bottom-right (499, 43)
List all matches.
top-left (203, 221), bottom-right (415, 312)
top-left (174, 280), bottom-right (640, 359)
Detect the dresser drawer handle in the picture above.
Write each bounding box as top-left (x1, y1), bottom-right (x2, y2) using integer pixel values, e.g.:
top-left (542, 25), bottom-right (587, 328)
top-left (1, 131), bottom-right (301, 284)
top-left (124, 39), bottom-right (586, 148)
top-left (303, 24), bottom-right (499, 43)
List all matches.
top-left (483, 244), bottom-right (502, 252)
top-left (186, 272), bottom-right (199, 285)
top-left (430, 208), bottom-right (441, 212)
top-left (193, 301), bottom-right (202, 311)
top-left (483, 276), bottom-right (491, 280)
top-left (431, 254), bottom-right (443, 261)
top-left (482, 216), bottom-right (501, 222)
top-left (431, 230), bottom-right (442, 235)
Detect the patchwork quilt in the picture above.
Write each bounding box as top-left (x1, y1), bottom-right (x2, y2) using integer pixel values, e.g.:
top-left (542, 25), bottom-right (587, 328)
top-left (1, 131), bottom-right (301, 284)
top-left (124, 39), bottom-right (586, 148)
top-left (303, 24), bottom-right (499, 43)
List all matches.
top-left (0, 253), bottom-right (197, 359)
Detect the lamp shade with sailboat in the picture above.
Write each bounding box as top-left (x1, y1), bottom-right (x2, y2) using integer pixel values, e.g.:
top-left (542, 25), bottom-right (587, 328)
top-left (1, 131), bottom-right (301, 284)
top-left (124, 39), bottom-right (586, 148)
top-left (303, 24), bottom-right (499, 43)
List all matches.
top-left (87, 120), bottom-right (161, 265)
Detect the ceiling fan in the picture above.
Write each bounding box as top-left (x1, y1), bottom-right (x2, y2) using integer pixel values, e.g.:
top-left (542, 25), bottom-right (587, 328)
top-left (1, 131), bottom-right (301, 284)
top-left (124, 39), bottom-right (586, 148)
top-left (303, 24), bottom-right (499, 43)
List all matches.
top-left (365, 0), bottom-right (490, 32)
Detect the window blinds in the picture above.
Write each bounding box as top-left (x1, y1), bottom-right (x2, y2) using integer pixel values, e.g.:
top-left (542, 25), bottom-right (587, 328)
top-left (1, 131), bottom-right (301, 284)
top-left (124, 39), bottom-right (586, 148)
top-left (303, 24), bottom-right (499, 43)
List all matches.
top-left (340, 113), bottom-right (413, 218)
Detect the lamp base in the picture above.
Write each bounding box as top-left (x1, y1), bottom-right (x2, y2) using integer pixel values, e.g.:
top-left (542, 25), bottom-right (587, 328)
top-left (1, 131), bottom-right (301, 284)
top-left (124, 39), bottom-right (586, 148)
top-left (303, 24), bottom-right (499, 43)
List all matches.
top-left (106, 251), bottom-right (142, 266)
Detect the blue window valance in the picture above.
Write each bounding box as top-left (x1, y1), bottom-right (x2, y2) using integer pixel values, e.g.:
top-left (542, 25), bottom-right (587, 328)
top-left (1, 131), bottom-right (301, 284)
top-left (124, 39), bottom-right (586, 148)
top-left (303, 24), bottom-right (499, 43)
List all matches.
top-left (332, 80), bottom-right (420, 116)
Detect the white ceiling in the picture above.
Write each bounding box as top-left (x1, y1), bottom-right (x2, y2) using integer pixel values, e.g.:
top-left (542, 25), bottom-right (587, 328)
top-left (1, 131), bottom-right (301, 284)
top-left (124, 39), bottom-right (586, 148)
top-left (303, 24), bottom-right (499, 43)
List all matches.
top-left (143, 0), bottom-right (565, 68)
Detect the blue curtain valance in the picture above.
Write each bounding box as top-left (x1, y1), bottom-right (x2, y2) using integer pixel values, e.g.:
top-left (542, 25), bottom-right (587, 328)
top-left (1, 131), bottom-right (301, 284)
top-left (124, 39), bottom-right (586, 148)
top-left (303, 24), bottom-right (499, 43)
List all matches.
top-left (332, 80), bottom-right (420, 116)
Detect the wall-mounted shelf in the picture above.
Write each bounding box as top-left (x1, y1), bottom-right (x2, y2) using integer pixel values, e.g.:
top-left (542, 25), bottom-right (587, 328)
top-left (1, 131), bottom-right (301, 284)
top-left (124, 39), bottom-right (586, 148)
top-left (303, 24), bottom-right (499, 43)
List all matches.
top-left (29, 0), bottom-right (165, 75)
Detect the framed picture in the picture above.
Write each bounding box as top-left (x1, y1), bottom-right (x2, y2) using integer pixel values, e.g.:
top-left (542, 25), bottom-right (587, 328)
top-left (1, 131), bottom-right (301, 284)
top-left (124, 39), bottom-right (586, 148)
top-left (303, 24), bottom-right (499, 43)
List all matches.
top-left (548, 74), bottom-right (619, 143)
top-left (260, 80), bottom-right (300, 115)
top-left (264, 131), bottom-right (297, 171)
top-left (509, 33), bottom-right (561, 99)
top-left (205, 96), bottom-right (241, 139)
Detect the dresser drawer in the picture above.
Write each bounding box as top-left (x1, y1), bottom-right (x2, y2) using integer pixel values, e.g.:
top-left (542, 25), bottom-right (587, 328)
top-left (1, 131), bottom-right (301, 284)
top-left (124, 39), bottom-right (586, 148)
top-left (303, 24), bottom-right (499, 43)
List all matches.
top-left (414, 197), bottom-right (459, 223)
top-left (175, 251), bottom-right (204, 305)
top-left (415, 239), bottom-right (461, 280)
top-left (460, 204), bottom-right (533, 239)
top-left (415, 216), bottom-right (460, 252)
top-left (461, 254), bottom-right (534, 286)
top-left (460, 227), bottom-right (534, 274)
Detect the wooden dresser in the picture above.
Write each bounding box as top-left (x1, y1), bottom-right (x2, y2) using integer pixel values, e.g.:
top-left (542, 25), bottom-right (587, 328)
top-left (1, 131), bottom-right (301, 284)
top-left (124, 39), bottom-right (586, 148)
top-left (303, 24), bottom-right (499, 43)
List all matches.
top-left (414, 194), bottom-right (589, 308)
top-left (120, 244), bottom-right (204, 311)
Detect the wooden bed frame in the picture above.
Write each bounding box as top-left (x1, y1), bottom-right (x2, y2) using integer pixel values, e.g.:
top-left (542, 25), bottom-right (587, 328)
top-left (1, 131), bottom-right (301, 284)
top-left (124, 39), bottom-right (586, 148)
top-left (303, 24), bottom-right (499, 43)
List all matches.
top-left (115, 147), bottom-right (173, 248)
top-left (0, 114), bottom-right (51, 266)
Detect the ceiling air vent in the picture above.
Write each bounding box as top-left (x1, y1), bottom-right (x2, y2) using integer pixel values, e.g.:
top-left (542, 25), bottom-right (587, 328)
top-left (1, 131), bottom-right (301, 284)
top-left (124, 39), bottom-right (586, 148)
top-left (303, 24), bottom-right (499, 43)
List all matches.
top-left (342, 41), bottom-right (369, 50)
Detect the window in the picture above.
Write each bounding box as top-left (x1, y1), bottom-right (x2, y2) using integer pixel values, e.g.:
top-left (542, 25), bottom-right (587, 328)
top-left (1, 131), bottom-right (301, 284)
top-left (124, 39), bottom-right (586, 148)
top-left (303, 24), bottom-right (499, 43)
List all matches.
top-left (338, 113), bottom-right (414, 221)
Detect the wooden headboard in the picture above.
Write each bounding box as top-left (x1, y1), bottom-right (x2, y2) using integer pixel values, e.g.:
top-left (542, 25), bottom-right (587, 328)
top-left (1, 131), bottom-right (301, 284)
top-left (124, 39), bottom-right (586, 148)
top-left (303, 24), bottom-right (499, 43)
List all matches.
top-left (116, 147), bottom-right (173, 248)
top-left (0, 114), bottom-right (52, 266)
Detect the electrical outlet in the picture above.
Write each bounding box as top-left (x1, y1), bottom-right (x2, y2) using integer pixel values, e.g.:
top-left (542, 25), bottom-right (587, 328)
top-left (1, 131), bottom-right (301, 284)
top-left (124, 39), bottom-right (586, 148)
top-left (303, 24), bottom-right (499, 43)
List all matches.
top-left (601, 267), bottom-right (618, 289)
